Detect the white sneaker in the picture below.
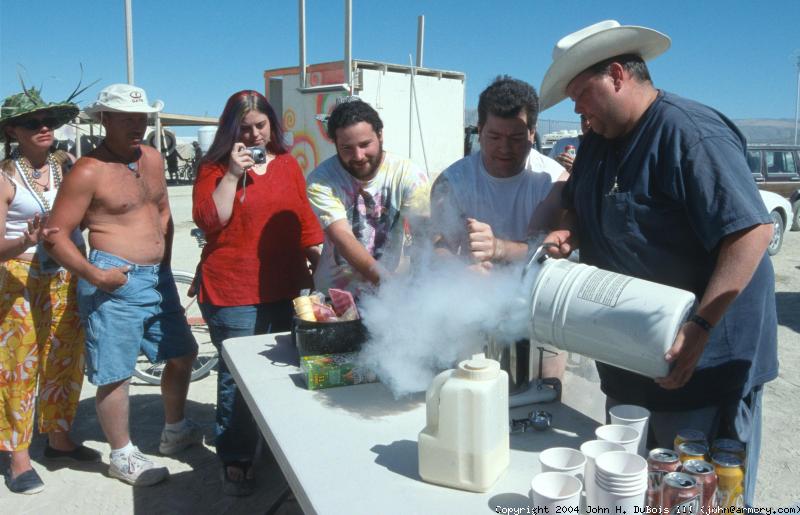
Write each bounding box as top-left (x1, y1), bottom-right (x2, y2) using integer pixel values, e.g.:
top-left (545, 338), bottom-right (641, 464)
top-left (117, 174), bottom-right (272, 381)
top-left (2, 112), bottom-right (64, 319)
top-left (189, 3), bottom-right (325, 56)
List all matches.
top-left (159, 419), bottom-right (204, 455)
top-left (109, 447), bottom-right (169, 486)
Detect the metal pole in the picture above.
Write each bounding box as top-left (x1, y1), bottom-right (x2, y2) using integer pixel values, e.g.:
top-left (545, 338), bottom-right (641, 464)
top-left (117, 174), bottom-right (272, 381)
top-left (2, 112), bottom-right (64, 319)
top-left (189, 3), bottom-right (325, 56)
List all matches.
top-left (299, 0), bottom-right (306, 89)
top-left (794, 55), bottom-right (799, 146)
top-left (416, 15), bottom-right (425, 68)
top-left (155, 118), bottom-right (162, 153)
top-left (344, 0), bottom-right (352, 92)
top-left (124, 0), bottom-right (134, 85)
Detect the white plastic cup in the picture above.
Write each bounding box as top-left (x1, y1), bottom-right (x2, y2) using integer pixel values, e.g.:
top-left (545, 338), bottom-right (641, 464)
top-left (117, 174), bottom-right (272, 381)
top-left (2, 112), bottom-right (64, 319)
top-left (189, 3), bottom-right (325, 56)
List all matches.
top-left (595, 424), bottom-right (640, 454)
top-left (580, 439), bottom-right (626, 506)
top-left (609, 404), bottom-right (650, 457)
top-left (538, 447), bottom-right (586, 483)
top-left (594, 484), bottom-right (647, 510)
top-left (530, 472), bottom-right (582, 509)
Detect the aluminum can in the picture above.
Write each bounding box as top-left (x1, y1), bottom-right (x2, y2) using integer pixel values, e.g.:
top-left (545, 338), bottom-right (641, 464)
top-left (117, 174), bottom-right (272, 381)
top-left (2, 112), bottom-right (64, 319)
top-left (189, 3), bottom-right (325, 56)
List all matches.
top-left (674, 428), bottom-right (707, 452)
top-left (678, 442), bottom-right (708, 463)
top-left (711, 438), bottom-right (746, 462)
top-left (661, 472), bottom-right (702, 514)
top-left (683, 459), bottom-right (718, 509)
top-left (564, 144), bottom-right (576, 158)
top-left (713, 453), bottom-right (745, 508)
top-left (647, 448), bottom-right (682, 507)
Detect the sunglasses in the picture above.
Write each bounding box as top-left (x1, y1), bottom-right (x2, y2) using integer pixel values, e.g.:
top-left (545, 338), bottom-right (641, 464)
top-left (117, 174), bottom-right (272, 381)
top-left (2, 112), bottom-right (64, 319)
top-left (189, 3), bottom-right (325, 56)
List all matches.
top-left (13, 117), bottom-right (62, 131)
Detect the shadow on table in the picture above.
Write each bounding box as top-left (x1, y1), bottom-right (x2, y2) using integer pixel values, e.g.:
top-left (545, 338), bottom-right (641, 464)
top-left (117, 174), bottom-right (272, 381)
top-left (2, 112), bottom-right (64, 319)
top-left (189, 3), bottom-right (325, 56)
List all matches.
top-left (259, 334), bottom-right (300, 367)
top-left (370, 441), bottom-right (537, 514)
top-left (509, 402), bottom-right (599, 453)
top-left (371, 439), bottom-right (420, 481)
top-left (776, 291), bottom-right (800, 334)
top-left (313, 386), bottom-right (425, 419)
top-left (488, 493), bottom-right (530, 513)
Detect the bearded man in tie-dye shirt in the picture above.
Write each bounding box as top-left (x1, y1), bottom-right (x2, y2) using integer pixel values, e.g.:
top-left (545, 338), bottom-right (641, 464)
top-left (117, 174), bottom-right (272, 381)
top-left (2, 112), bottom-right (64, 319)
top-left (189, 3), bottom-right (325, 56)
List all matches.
top-left (306, 99), bottom-right (429, 297)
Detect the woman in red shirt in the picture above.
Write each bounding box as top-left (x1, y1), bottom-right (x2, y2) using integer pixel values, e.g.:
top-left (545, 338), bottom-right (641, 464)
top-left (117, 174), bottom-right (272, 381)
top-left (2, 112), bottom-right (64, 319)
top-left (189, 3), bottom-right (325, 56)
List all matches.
top-left (193, 90), bottom-right (322, 496)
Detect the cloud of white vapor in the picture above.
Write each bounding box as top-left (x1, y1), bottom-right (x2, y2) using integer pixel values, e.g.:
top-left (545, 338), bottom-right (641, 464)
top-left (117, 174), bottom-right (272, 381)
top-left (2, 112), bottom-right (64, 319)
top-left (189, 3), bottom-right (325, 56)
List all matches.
top-left (357, 256), bottom-right (531, 397)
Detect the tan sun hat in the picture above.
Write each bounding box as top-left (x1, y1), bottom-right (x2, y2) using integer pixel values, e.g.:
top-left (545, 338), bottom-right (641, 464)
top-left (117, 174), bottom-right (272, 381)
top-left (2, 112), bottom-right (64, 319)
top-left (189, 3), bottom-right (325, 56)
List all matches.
top-left (539, 20), bottom-right (671, 111)
top-left (84, 83), bottom-right (164, 122)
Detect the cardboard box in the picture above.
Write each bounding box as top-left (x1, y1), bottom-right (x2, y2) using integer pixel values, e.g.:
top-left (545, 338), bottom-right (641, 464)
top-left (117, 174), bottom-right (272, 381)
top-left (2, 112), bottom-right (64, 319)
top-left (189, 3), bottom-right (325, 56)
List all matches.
top-left (301, 353), bottom-right (378, 390)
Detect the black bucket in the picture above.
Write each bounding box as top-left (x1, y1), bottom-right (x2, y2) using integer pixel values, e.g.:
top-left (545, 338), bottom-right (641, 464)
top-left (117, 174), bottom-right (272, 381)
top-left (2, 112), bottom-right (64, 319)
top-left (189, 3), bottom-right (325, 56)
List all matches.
top-left (292, 317), bottom-right (369, 357)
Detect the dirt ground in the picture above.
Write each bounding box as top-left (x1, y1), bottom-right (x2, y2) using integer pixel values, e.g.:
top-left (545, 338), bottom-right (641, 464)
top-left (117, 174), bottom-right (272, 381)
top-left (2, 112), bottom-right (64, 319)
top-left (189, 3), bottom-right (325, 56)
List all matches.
top-left (756, 226), bottom-right (800, 507)
top-left (0, 185), bottom-right (798, 512)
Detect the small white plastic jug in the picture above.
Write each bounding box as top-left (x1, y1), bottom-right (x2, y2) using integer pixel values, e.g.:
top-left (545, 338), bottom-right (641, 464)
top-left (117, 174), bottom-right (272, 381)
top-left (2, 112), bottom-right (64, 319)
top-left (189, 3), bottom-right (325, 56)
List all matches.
top-left (418, 356), bottom-right (509, 492)
top-left (522, 249), bottom-right (696, 378)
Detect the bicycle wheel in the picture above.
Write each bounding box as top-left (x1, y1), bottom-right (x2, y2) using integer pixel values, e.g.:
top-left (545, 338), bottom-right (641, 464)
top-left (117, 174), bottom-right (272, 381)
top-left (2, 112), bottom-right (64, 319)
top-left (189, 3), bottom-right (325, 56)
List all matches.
top-left (132, 270), bottom-right (219, 385)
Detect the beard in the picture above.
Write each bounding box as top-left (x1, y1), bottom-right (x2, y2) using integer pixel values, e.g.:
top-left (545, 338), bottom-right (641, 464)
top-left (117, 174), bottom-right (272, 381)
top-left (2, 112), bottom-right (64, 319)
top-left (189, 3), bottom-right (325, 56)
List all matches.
top-left (337, 142), bottom-right (384, 180)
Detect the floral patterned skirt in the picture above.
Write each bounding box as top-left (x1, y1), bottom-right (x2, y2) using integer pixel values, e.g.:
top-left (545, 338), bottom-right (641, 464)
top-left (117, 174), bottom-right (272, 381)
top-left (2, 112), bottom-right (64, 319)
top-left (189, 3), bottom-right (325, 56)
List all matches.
top-left (0, 258), bottom-right (85, 451)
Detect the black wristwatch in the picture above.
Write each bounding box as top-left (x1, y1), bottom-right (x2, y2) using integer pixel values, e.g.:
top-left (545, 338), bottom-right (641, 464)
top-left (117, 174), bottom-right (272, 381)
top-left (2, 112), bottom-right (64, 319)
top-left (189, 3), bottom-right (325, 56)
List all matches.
top-left (688, 314), bottom-right (714, 332)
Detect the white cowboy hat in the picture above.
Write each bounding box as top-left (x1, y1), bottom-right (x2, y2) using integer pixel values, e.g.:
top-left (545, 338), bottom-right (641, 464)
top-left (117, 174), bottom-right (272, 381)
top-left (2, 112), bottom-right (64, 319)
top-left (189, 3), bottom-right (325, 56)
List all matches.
top-left (84, 83), bottom-right (164, 122)
top-left (539, 20), bottom-right (671, 111)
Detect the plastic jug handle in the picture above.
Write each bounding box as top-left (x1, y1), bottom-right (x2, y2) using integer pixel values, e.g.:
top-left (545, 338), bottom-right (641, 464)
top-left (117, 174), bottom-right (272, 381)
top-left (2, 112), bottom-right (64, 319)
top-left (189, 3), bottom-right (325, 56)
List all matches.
top-left (426, 369), bottom-right (454, 428)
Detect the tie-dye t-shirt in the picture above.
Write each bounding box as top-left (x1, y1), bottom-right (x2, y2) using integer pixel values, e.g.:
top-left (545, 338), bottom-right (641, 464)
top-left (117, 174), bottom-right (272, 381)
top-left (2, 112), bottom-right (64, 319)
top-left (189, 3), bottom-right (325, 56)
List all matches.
top-left (306, 152), bottom-right (429, 296)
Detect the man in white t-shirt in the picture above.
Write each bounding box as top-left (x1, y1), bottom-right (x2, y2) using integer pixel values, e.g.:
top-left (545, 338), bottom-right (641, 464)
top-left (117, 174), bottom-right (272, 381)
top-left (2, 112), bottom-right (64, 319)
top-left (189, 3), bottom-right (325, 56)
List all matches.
top-left (307, 99), bottom-right (429, 296)
top-left (430, 76), bottom-right (566, 267)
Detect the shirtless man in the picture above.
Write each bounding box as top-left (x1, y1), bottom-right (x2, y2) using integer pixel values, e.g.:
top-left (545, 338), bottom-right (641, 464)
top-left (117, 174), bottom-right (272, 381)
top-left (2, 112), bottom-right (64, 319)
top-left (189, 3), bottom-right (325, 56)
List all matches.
top-left (45, 84), bottom-right (202, 486)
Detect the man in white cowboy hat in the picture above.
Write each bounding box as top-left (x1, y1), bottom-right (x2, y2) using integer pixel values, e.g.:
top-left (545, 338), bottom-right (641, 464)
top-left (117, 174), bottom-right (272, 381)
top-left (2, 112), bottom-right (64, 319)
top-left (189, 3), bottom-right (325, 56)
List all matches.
top-left (44, 84), bottom-right (203, 486)
top-left (540, 21), bottom-right (776, 505)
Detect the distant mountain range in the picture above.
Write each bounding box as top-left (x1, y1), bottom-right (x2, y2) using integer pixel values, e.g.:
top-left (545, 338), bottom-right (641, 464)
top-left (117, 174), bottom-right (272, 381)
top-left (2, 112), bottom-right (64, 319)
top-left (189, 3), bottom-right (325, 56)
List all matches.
top-left (467, 109), bottom-right (798, 145)
top-left (734, 119), bottom-right (798, 145)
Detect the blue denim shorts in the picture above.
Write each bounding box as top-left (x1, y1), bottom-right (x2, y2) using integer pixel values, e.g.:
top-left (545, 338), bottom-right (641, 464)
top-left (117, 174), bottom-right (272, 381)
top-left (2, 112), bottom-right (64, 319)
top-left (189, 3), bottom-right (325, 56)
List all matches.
top-left (78, 249), bottom-right (198, 385)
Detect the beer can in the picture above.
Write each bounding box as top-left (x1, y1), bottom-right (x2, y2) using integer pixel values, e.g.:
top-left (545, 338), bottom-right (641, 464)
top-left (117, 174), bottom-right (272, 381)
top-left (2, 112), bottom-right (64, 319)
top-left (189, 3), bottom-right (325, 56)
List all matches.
top-left (661, 472), bottom-right (702, 513)
top-left (678, 442), bottom-right (708, 463)
top-left (647, 448), bottom-right (682, 507)
top-left (564, 144), bottom-right (576, 158)
top-left (713, 453), bottom-right (745, 508)
top-left (683, 459), bottom-right (718, 509)
top-left (712, 438), bottom-right (746, 462)
top-left (674, 428), bottom-right (707, 452)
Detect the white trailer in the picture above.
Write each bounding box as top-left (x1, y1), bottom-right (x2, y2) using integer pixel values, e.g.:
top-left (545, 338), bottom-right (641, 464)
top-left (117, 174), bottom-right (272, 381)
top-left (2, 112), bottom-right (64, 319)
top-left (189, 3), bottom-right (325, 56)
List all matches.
top-left (263, 2), bottom-right (465, 177)
top-left (265, 61), bottom-right (464, 177)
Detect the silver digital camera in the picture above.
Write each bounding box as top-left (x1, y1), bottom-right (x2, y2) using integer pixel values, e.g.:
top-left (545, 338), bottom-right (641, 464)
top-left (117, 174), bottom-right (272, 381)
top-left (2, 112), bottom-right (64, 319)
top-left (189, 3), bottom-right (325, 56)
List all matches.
top-left (246, 146), bottom-right (266, 164)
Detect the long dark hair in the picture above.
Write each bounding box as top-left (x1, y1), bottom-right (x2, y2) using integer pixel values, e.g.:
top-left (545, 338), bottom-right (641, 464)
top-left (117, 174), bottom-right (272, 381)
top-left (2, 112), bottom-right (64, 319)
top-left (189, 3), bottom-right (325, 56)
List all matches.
top-left (203, 90), bottom-right (287, 165)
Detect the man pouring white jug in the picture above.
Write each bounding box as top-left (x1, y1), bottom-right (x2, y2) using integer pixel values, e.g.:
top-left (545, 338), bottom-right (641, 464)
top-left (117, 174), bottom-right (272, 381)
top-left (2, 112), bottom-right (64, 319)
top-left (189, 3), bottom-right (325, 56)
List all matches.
top-left (539, 20), bottom-right (777, 506)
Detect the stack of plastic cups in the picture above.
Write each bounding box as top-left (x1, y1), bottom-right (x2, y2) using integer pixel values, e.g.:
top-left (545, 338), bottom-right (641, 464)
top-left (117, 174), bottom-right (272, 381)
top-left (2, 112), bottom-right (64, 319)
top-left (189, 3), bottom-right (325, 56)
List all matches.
top-left (593, 451), bottom-right (648, 509)
top-left (579, 440), bottom-right (626, 506)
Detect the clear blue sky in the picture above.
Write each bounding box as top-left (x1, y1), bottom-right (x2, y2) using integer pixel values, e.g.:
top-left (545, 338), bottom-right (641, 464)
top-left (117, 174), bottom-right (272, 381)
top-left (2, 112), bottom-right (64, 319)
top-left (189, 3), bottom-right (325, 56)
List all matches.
top-left (2, 0), bottom-right (799, 137)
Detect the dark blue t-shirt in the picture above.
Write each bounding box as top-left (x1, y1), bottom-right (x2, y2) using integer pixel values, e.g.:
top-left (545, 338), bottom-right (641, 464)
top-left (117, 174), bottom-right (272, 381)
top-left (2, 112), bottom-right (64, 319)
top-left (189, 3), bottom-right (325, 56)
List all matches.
top-left (563, 91), bottom-right (778, 411)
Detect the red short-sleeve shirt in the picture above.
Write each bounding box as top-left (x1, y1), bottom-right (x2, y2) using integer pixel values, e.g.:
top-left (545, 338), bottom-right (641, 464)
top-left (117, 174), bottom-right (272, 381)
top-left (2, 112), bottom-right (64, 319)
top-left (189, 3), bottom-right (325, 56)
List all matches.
top-left (192, 153), bottom-right (323, 306)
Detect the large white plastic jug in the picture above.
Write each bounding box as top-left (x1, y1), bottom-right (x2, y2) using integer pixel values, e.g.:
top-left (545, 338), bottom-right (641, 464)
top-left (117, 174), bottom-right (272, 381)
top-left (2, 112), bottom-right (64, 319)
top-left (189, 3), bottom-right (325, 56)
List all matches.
top-left (418, 357), bottom-right (509, 492)
top-left (523, 251), bottom-right (696, 378)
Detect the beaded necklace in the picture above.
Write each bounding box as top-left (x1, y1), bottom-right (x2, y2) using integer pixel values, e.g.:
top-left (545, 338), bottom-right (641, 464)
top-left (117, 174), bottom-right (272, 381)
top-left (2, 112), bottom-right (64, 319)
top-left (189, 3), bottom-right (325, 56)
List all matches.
top-left (12, 149), bottom-right (61, 212)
